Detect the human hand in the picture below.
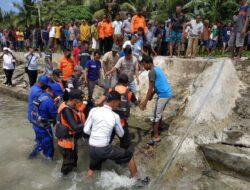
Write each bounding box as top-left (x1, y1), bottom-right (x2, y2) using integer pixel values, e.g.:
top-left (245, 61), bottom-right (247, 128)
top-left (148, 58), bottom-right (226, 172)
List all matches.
top-left (136, 77), bottom-right (140, 85)
top-left (139, 101), bottom-right (147, 111)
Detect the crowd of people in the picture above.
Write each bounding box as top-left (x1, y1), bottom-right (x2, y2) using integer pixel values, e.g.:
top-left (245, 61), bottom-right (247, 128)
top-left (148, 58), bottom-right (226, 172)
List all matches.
top-left (1, 0), bottom-right (250, 184)
top-left (1, 1), bottom-right (250, 60)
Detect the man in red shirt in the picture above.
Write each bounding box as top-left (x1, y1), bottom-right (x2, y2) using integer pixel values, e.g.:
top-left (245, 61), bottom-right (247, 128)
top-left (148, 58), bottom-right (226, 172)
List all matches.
top-left (72, 41), bottom-right (81, 65)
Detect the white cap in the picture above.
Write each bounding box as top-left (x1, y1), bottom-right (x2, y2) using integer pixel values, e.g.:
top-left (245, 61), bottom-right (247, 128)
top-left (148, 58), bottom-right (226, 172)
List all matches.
top-left (3, 47), bottom-right (8, 51)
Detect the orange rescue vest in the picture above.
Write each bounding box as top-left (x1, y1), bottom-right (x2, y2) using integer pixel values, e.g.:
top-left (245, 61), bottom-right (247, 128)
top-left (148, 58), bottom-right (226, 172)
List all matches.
top-left (57, 102), bottom-right (85, 149)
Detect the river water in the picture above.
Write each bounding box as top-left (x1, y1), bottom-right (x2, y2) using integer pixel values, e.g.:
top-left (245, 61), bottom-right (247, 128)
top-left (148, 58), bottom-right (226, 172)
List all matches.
top-left (0, 95), bottom-right (145, 190)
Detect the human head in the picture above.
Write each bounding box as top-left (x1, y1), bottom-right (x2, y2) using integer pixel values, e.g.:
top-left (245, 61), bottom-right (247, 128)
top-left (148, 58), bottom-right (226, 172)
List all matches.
top-left (124, 46), bottom-right (132, 59)
top-left (142, 55), bottom-right (154, 71)
top-left (52, 69), bottom-right (62, 82)
top-left (240, 0), bottom-right (247, 6)
top-left (102, 15), bottom-right (107, 22)
top-left (118, 73), bottom-right (129, 86)
top-left (106, 90), bottom-right (121, 109)
top-left (77, 41), bottom-right (82, 48)
top-left (63, 48), bottom-right (71, 59)
top-left (74, 65), bottom-right (83, 77)
top-left (29, 47), bottom-right (34, 54)
top-left (37, 75), bottom-right (49, 89)
top-left (137, 10), bottom-right (143, 17)
top-left (67, 89), bottom-right (84, 108)
top-left (82, 19), bottom-right (87, 25)
top-left (93, 51), bottom-right (101, 61)
top-left (196, 15), bottom-right (201, 23)
top-left (115, 14), bottom-right (120, 21)
top-left (111, 44), bottom-right (119, 55)
top-left (131, 34), bottom-right (138, 44)
top-left (3, 47), bottom-right (8, 53)
top-left (137, 27), bottom-right (144, 36)
top-left (127, 13), bottom-right (132, 20)
top-left (157, 33), bottom-right (162, 40)
top-left (203, 20), bottom-right (209, 27)
top-left (176, 5), bottom-right (182, 14)
top-left (48, 83), bottom-right (63, 98)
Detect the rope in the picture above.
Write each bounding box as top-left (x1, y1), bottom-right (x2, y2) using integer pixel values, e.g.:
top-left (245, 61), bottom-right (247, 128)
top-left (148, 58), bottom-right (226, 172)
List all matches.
top-left (150, 58), bottom-right (227, 189)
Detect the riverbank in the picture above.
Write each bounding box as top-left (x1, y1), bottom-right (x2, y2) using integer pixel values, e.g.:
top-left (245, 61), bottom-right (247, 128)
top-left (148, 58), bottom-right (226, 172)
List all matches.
top-left (1, 56), bottom-right (250, 189)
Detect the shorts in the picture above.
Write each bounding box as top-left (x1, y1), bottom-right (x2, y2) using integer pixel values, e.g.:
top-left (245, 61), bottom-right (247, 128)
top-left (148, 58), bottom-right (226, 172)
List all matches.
top-left (228, 31), bottom-right (245, 48)
top-left (201, 40), bottom-right (209, 47)
top-left (92, 38), bottom-right (99, 49)
top-left (208, 40), bottom-right (217, 49)
top-left (151, 97), bottom-right (170, 123)
top-left (170, 31), bottom-right (182, 43)
top-left (89, 144), bottom-right (133, 170)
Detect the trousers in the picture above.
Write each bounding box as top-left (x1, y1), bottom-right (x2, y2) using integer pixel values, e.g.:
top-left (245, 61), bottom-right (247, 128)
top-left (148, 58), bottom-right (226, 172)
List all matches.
top-left (31, 125), bottom-right (54, 158)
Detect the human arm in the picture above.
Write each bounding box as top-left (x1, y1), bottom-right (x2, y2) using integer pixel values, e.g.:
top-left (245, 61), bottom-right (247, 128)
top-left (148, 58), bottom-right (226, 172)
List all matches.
top-left (140, 81), bottom-right (154, 110)
top-left (135, 60), bottom-right (140, 85)
top-left (83, 109), bottom-right (94, 135)
top-left (114, 114), bottom-right (124, 138)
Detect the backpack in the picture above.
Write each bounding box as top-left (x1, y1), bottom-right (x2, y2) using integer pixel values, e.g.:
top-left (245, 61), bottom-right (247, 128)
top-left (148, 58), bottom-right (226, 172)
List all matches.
top-left (30, 95), bottom-right (50, 128)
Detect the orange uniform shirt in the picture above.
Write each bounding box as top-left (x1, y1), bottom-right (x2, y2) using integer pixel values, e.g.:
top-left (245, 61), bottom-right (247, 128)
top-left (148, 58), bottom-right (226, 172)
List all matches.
top-left (58, 57), bottom-right (76, 81)
top-left (98, 21), bottom-right (107, 39)
top-left (131, 15), bottom-right (147, 33)
top-left (105, 22), bottom-right (113, 37)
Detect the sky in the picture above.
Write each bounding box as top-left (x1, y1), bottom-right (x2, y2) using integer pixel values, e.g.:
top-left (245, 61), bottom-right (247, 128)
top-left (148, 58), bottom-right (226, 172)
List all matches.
top-left (0, 0), bottom-right (22, 12)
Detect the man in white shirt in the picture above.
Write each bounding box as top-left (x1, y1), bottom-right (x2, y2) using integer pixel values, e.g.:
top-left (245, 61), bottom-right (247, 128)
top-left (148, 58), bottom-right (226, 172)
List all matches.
top-left (84, 90), bottom-right (138, 178)
top-left (122, 13), bottom-right (132, 42)
top-left (112, 14), bottom-right (123, 46)
top-left (24, 47), bottom-right (42, 87)
top-left (0, 47), bottom-right (16, 87)
top-left (185, 15), bottom-right (204, 58)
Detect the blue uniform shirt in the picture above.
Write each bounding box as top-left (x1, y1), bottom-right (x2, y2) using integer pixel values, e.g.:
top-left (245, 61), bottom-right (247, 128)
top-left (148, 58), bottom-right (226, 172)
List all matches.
top-left (28, 84), bottom-right (42, 121)
top-left (86, 60), bottom-right (101, 81)
top-left (38, 92), bottom-right (57, 121)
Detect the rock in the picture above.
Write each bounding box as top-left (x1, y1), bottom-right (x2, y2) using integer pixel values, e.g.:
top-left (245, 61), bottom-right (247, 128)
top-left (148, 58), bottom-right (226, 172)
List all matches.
top-left (200, 143), bottom-right (250, 181)
top-left (222, 130), bottom-right (250, 148)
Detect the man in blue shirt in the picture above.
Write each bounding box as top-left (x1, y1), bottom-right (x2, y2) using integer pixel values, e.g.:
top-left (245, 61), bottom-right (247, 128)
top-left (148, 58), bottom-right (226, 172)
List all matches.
top-left (85, 51), bottom-right (106, 100)
top-left (140, 56), bottom-right (172, 146)
top-left (29, 83), bottom-right (63, 159)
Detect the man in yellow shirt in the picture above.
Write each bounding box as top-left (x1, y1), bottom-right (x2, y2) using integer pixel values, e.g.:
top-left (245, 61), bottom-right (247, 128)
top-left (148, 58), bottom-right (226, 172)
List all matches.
top-left (80, 19), bottom-right (90, 42)
top-left (16, 28), bottom-right (24, 50)
top-left (55, 23), bottom-right (61, 50)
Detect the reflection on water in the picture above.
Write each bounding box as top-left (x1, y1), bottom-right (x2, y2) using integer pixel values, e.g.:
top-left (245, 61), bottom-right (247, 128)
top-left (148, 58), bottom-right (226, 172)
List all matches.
top-left (0, 95), bottom-right (145, 190)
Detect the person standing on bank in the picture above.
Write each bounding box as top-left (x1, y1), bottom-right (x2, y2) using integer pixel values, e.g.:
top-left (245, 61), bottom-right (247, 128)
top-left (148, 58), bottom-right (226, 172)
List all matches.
top-left (56, 89), bottom-right (85, 175)
top-left (0, 47), bottom-right (17, 87)
top-left (24, 47), bottom-right (42, 87)
top-left (84, 91), bottom-right (138, 178)
top-left (105, 46), bottom-right (139, 95)
top-left (102, 44), bottom-right (120, 88)
top-left (140, 56), bottom-right (172, 146)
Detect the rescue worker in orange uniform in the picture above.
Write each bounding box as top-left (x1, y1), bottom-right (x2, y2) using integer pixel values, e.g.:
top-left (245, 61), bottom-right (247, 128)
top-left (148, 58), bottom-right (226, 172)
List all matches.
top-left (56, 89), bottom-right (85, 175)
top-left (97, 73), bottom-right (139, 149)
top-left (131, 10), bottom-right (147, 34)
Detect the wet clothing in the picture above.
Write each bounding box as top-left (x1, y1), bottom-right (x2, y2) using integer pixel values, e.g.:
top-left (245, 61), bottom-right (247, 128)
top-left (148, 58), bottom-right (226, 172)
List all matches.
top-left (28, 84), bottom-right (42, 121)
top-left (30, 92), bottom-right (57, 158)
top-left (44, 51), bottom-right (53, 76)
top-left (57, 102), bottom-right (84, 175)
top-left (84, 105), bottom-right (133, 170)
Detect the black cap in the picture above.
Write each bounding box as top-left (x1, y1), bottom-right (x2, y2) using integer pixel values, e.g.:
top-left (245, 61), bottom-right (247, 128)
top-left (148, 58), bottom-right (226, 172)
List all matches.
top-left (68, 89), bottom-right (83, 101)
top-left (124, 46), bottom-right (132, 55)
top-left (52, 69), bottom-right (62, 77)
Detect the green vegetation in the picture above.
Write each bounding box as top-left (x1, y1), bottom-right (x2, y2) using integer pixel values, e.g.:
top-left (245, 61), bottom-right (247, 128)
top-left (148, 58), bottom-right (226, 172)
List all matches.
top-left (0, 0), bottom-right (244, 28)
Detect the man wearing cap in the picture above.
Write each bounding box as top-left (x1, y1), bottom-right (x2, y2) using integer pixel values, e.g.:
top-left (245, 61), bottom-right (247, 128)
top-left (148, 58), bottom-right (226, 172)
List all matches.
top-left (67, 65), bottom-right (84, 89)
top-left (103, 45), bottom-right (120, 88)
top-left (29, 82), bottom-right (63, 159)
top-left (0, 47), bottom-right (17, 87)
top-left (58, 48), bottom-right (76, 88)
top-left (106, 46), bottom-right (139, 95)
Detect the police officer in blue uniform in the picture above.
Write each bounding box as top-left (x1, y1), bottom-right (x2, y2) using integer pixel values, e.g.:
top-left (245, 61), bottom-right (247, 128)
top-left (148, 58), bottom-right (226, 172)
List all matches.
top-left (29, 83), bottom-right (63, 159)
